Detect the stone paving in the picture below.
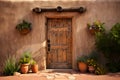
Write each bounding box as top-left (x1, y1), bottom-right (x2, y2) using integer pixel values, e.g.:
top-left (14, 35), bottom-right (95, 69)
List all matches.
top-left (0, 70), bottom-right (120, 80)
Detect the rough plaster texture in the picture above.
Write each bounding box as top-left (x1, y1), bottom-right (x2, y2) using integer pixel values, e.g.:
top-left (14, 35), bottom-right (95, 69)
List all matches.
top-left (0, 0), bottom-right (120, 74)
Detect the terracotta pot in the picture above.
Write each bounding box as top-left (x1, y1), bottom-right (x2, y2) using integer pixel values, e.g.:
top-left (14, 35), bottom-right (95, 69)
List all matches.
top-left (88, 66), bottom-right (95, 73)
top-left (31, 64), bottom-right (38, 73)
top-left (20, 64), bottom-right (29, 74)
top-left (89, 29), bottom-right (99, 35)
top-left (78, 62), bottom-right (87, 73)
top-left (20, 29), bottom-right (31, 35)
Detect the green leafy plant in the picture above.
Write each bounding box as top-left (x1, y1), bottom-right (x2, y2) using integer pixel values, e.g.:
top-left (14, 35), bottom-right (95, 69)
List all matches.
top-left (95, 32), bottom-right (110, 54)
top-left (16, 20), bottom-right (32, 31)
top-left (87, 50), bottom-right (106, 75)
top-left (19, 58), bottom-right (31, 64)
top-left (109, 23), bottom-right (120, 53)
top-left (87, 51), bottom-right (99, 67)
top-left (19, 51), bottom-right (32, 64)
top-left (96, 23), bottom-right (120, 54)
top-left (30, 59), bottom-right (37, 65)
top-left (87, 59), bottom-right (97, 67)
top-left (95, 65), bottom-right (106, 75)
top-left (16, 20), bottom-right (32, 35)
top-left (3, 57), bottom-right (20, 76)
top-left (30, 59), bottom-right (38, 73)
top-left (87, 21), bottom-right (105, 34)
top-left (88, 51), bottom-right (99, 61)
top-left (77, 55), bottom-right (88, 63)
top-left (106, 62), bottom-right (120, 73)
top-left (95, 23), bottom-right (120, 72)
top-left (110, 23), bottom-right (120, 41)
top-left (87, 58), bottom-right (106, 75)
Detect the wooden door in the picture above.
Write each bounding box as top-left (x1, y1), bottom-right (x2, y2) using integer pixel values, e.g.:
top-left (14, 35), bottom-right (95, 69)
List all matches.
top-left (46, 18), bottom-right (72, 69)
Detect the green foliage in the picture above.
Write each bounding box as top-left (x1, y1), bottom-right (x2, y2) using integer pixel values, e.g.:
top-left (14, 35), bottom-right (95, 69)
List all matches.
top-left (87, 58), bottom-right (106, 75)
top-left (87, 59), bottom-right (97, 67)
top-left (95, 23), bottom-right (120, 72)
top-left (95, 65), bottom-right (106, 75)
top-left (106, 62), bottom-right (120, 73)
top-left (96, 23), bottom-right (120, 54)
top-left (16, 20), bottom-right (32, 31)
top-left (95, 32), bottom-right (111, 54)
top-left (88, 51), bottom-right (99, 61)
top-left (77, 55), bottom-right (88, 63)
top-left (19, 51), bottom-right (32, 64)
top-left (88, 21), bottom-right (105, 33)
top-left (19, 58), bottom-right (31, 64)
top-left (109, 23), bottom-right (120, 53)
top-left (3, 57), bottom-right (20, 76)
top-left (87, 51), bottom-right (99, 67)
top-left (110, 23), bottom-right (120, 41)
top-left (87, 51), bottom-right (98, 67)
top-left (30, 59), bottom-right (37, 65)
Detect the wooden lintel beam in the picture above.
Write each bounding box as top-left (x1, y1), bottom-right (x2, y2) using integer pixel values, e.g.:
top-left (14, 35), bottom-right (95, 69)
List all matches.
top-left (32, 6), bottom-right (86, 14)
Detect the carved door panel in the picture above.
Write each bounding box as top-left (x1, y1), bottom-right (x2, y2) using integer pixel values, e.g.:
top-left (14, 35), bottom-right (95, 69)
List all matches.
top-left (47, 18), bottom-right (72, 69)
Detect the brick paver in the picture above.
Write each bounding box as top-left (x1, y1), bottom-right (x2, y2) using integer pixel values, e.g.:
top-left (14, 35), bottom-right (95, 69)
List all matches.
top-left (0, 71), bottom-right (120, 80)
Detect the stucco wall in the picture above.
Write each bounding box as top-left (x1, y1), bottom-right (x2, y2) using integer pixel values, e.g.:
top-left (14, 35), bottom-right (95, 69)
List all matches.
top-left (0, 0), bottom-right (120, 73)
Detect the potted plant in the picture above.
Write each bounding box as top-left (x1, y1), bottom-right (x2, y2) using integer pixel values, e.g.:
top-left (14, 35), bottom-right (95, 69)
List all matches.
top-left (87, 21), bottom-right (105, 35)
top-left (16, 20), bottom-right (32, 35)
top-left (87, 58), bottom-right (97, 73)
top-left (87, 51), bottom-right (99, 73)
top-left (31, 60), bottom-right (38, 73)
top-left (19, 52), bottom-right (32, 74)
top-left (77, 55), bottom-right (88, 73)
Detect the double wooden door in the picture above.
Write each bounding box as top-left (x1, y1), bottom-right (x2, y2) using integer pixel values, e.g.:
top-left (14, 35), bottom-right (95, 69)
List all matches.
top-left (46, 18), bottom-right (72, 69)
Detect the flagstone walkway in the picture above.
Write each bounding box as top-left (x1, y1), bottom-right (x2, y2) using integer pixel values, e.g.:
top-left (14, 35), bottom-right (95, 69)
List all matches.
top-left (0, 70), bottom-right (120, 80)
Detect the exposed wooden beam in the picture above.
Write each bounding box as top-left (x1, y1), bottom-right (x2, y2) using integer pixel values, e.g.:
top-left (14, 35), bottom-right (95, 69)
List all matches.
top-left (32, 6), bottom-right (86, 14)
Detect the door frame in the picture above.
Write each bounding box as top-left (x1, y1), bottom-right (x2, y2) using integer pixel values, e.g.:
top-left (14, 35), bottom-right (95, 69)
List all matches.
top-left (45, 17), bottom-right (73, 69)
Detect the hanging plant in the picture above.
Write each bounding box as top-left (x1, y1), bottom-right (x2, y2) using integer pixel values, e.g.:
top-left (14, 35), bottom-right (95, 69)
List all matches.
top-left (87, 21), bottom-right (105, 35)
top-left (16, 20), bottom-right (32, 35)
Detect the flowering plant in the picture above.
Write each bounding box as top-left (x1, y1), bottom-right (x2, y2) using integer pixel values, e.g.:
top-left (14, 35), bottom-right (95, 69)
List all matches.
top-left (87, 58), bottom-right (106, 75)
top-left (87, 58), bottom-right (97, 67)
top-left (87, 21), bottom-right (105, 34)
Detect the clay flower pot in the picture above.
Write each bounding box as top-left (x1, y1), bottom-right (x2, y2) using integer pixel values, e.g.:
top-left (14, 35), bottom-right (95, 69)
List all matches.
top-left (88, 66), bottom-right (95, 73)
top-left (89, 29), bottom-right (96, 35)
top-left (16, 20), bottom-right (32, 35)
top-left (78, 62), bottom-right (87, 73)
top-left (31, 64), bottom-right (38, 73)
top-left (19, 29), bottom-right (31, 35)
top-left (20, 64), bottom-right (29, 74)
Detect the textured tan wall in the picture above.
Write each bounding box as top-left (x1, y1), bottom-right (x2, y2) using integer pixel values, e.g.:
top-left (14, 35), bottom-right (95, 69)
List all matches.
top-left (0, 0), bottom-right (120, 73)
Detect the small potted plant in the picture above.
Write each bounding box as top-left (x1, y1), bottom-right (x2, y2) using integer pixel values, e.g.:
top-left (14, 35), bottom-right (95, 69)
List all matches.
top-left (87, 51), bottom-right (99, 73)
top-left (31, 60), bottom-right (38, 73)
top-left (19, 52), bottom-right (32, 74)
top-left (87, 58), bottom-right (97, 73)
top-left (16, 20), bottom-right (32, 35)
top-left (87, 21), bottom-right (105, 35)
top-left (77, 55), bottom-right (88, 73)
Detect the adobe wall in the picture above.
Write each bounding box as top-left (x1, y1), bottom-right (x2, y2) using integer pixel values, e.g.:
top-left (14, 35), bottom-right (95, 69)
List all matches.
top-left (0, 0), bottom-right (120, 73)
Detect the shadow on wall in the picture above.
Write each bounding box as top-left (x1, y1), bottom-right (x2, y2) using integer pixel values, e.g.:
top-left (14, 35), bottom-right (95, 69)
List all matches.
top-left (16, 40), bottom-right (47, 70)
top-left (0, 40), bottom-right (46, 75)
